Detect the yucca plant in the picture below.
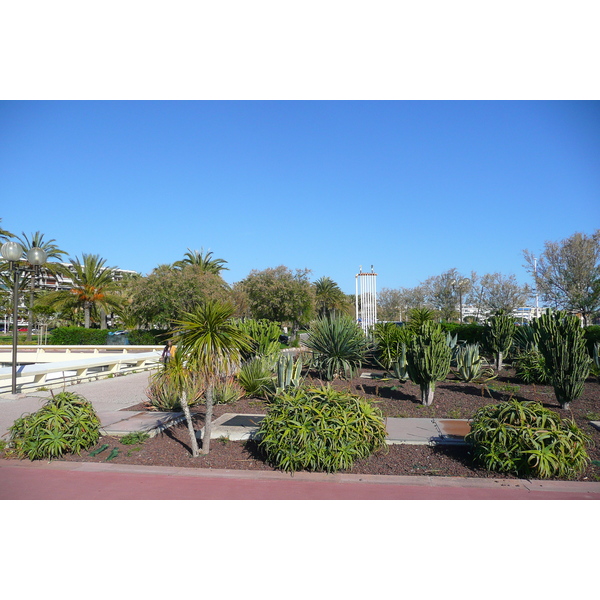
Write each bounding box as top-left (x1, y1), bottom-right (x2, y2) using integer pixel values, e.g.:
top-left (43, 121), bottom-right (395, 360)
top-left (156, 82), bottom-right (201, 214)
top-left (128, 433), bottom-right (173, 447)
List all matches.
top-left (237, 356), bottom-right (275, 398)
top-left (305, 314), bottom-right (371, 381)
top-left (532, 310), bottom-right (591, 409)
top-left (467, 398), bottom-right (591, 479)
top-left (8, 392), bottom-right (101, 460)
top-left (406, 321), bottom-right (452, 405)
top-left (257, 386), bottom-right (387, 474)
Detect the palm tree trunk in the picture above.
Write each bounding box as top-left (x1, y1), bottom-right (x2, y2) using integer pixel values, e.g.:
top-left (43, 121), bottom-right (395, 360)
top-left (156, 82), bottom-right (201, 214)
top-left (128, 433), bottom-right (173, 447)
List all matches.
top-left (180, 390), bottom-right (200, 457)
top-left (201, 384), bottom-right (214, 454)
top-left (84, 303), bottom-right (91, 329)
top-left (27, 280), bottom-right (34, 342)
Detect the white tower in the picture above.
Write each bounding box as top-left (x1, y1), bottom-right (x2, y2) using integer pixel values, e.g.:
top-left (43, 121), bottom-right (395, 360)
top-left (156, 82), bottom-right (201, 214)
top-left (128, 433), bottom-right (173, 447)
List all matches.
top-left (355, 265), bottom-right (377, 334)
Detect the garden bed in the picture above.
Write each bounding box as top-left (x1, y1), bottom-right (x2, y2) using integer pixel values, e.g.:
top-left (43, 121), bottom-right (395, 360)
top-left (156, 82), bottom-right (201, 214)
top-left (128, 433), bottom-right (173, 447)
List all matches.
top-left (7, 368), bottom-right (600, 481)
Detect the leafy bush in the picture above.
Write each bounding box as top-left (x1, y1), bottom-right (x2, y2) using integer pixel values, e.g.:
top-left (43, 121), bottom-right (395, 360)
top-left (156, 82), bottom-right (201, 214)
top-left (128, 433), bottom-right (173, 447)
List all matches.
top-left (305, 314), bottom-right (371, 381)
top-left (257, 386), bottom-right (387, 473)
top-left (237, 357), bottom-right (275, 398)
top-left (584, 325), bottom-right (600, 355)
top-left (127, 329), bottom-right (169, 345)
top-left (8, 392), bottom-right (101, 460)
top-left (440, 323), bottom-right (485, 345)
top-left (48, 326), bottom-right (111, 345)
top-left (466, 399), bottom-right (591, 479)
top-left (513, 348), bottom-right (550, 384)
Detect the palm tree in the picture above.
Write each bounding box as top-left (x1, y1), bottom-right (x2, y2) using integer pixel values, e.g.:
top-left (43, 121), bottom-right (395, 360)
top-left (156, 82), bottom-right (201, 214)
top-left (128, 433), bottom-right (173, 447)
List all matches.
top-left (0, 219), bottom-right (14, 242)
top-left (39, 254), bottom-right (123, 328)
top-left (174, 248), bottom-right (229, 275)
top-left (16, 231), bottom-right (67, 341)
top-left (173, 300), bottom-right (252, 455)
top-left (314, 276), bottom-right (348, 318)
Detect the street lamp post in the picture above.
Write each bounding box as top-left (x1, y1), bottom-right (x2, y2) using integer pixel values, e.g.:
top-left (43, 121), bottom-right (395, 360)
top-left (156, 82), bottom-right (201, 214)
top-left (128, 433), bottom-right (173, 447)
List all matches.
top-left (1, 241), bottom-right (47, 394)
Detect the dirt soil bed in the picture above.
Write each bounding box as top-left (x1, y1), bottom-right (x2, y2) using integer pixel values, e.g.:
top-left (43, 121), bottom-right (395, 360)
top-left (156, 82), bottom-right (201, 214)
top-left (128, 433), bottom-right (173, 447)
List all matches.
top-left (7, 368), bottom-right (600, 481)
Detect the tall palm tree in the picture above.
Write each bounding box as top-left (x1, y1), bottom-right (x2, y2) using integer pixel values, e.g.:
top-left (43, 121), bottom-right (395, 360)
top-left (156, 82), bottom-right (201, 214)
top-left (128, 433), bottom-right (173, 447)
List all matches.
top-left (173, 300), bottom-right (252, 455)
top-left (174, 248), bottom-right (229, 275)
top-left (0, 218), bottom-right (14, 242)
top-left (39, 254), bottom-right (123, 328)
top-left (16, 231), bottom-right (67, 341)
top-left (314, 276), bottom-right (348, 318)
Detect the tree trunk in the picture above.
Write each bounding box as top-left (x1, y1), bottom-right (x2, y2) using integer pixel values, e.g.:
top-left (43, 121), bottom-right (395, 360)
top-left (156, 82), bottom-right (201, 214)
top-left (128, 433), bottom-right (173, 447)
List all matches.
top-left (100, 308), bottom-right (107, 330)
top-left (201, 385), bottom-right (214, 454)
top-left (496, 351), bottom-right (503, 371)
top-left (180, 390), bottom-right (200, 457)
top-left (84, 303), bottom-right (91, 329)
top-left (420, 382), bottom-right (435, 406)
top-left (27, 283), bottom-right (34, 342)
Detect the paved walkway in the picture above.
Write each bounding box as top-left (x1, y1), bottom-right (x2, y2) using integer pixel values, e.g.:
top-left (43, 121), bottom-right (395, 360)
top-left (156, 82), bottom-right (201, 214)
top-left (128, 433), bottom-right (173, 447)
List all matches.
top-left (2, 373), bottom-right (600, 499)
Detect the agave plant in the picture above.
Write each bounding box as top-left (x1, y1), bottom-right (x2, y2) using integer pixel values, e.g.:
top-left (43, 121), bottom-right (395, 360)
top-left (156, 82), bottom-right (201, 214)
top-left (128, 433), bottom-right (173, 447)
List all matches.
top-left (453, 343), bottom-right (494, 383)
top-left (275, 353), bottom-right (303, 395)
top-left (305, 315), bottom-right (371, 381)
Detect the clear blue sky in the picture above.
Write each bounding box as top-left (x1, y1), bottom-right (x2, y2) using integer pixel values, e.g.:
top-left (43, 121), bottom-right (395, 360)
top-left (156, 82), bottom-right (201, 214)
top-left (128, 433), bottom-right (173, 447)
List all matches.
top-left (1, 101), bottom-right (599, 294)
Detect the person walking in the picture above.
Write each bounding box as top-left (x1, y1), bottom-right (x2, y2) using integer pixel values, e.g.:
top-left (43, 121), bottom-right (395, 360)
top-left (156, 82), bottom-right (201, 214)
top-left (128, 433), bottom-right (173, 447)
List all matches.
top-left (161, 340), bottom-right (176, 365)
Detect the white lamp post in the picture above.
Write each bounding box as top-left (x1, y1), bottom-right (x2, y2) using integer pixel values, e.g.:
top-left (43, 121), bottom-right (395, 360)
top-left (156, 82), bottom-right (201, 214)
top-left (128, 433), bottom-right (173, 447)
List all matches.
top-left (1, 242), bottom-right (47, 394)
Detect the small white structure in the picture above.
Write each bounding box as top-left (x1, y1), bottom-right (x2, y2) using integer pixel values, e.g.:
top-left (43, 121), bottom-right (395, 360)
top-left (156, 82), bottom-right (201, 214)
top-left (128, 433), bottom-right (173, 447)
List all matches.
top-left (355, 266), bottom-right (377, 334)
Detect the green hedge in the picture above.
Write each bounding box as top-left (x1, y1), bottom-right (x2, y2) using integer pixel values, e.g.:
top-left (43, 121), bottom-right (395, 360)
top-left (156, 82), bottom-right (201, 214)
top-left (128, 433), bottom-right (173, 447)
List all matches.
top-left (127, 329), bottom-right (170, 345)
top-left (48, 327), bottom-right (111, 345)
top-left (440, 323), bottom-right (485, 345)
top-left (584, 325), bottom-right (600, 354)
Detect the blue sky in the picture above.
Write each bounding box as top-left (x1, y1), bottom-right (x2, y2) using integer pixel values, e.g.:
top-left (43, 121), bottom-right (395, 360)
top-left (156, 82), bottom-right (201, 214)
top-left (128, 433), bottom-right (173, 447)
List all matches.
top-left (1, 101), bottom-right (598, 295)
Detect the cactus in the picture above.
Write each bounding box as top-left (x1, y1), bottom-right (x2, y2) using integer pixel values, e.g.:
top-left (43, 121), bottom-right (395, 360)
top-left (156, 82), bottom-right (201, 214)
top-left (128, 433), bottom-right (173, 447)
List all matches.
top-left (532, 310), bottom-right (591, 409)
top-left (391, 343), bottom-right (409, 382)
top-left (275, 354), bottom-right (303, 395)
top-left (484, 313), bottom-right (516, 370)
top-left (592, 342), bottom-right (600, 382)
top-left (406, 321), bottom-right (452, 406)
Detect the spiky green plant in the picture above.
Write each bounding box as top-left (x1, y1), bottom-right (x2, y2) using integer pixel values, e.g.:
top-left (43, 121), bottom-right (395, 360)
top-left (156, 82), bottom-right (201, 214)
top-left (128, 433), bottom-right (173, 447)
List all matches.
top-left (235, 318), bottom-right (282, 361)
top-left (373, 322), bottom-right (413, 371)
top-left (305, 314), bottom-right (371, 381)
top-left (8, 392), bottom-right (100, 460)
top-left (467, 399), bottom-right (591, 479)
top-left (484, 312), bottom-right (516, 370)
top-left (592, 342), bottom-right (600, 382)
top-left (406, 307), bottom-right (435, 333)
top-left (257, 386), bottom-right (387, 474)
top-left (406, 321), bottom-right (452, 405)
top-left (532, 310), bottom-right (591, 409)
top-left (237, 356), bottom-right (275, 398)
top-left (453, 343), bottom-right (494, 383)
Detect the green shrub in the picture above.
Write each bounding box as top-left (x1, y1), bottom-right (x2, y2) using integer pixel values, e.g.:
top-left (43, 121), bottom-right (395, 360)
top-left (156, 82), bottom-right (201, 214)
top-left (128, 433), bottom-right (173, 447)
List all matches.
top-left (584, 325), bottom-right (600, 355)
top-left (513, 348), bottom-right (550, 385)
top-left (440, 323), bottom-right (485, 345)
top-left (466, 399), bottom-right (591, 479)
top-left (257, 386), bottom-right (387, 473)
top-left (8, 392), bottom-right (101, 460)
top-left (237, 357), bottom-right (275, 398)
top-left (127, 329), bottom-right (169, 345)
top-left (305, 314), bottom-right (371, 381)
top-left (48, 326), bottom-right (111, 345)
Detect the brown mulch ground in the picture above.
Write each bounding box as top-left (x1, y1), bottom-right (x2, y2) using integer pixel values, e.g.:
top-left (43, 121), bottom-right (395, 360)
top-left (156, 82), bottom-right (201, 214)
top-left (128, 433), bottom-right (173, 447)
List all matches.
top-left (5, 368), bottom-right (600, 481)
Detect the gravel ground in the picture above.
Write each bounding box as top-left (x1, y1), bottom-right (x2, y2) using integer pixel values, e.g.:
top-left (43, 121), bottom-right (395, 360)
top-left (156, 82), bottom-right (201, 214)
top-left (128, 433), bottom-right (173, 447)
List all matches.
top-left (36, 367), bottom-right (600, 482)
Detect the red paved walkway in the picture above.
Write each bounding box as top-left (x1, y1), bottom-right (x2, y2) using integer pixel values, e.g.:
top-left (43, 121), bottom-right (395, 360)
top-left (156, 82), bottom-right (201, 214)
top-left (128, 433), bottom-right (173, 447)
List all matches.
top-left (2, 459), bottom-right (599, 500)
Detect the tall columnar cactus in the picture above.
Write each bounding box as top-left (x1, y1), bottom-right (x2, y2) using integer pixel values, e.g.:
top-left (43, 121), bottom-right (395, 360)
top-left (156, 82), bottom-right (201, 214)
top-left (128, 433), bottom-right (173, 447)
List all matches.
top-left (406, 321), bottom-right (452, 406)
top-left (484, 313), bottom-right (516, 371)
top-left (533, 310), bottom-right (591, 409)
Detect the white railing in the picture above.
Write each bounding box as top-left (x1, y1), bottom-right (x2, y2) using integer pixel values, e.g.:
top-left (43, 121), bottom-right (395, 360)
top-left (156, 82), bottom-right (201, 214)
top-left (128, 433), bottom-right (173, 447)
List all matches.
top-left (0, 346), bottom-right (162, 395)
